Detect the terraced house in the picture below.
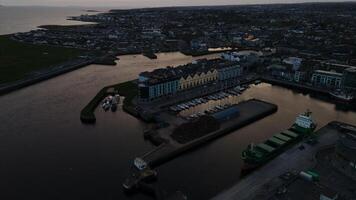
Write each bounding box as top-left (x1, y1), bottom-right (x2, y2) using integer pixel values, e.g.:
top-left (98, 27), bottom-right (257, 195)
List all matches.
top-left (179, 62), bottom-right (218, 91)
top-left (138, 59), bottom-right (242, 102)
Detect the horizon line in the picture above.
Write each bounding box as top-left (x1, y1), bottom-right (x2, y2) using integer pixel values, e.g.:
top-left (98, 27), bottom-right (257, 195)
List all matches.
top-left (2, 1), bottom-right (356, 9)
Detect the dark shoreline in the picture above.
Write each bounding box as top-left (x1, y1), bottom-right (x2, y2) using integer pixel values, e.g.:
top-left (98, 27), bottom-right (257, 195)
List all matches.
top-left (0, 59), bottom-right (95, 96)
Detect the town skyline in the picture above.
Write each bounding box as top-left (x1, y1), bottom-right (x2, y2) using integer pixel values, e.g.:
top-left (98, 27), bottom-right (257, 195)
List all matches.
top-left (1, 0), bottom-right (355, 7)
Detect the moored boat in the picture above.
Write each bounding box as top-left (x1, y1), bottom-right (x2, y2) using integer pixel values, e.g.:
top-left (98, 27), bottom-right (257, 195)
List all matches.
top-left (329, 90), bottom-right (354, 103)
top-left (241, 110), bottom-right (317, 171)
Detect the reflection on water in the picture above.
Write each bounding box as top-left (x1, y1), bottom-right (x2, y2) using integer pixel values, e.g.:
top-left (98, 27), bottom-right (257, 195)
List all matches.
top-left (0, 52), bottom-right (355, 200)
top-left (0, 52), bottom-right (220, 200)
top-left (157, 83), bottom-right (356, 200)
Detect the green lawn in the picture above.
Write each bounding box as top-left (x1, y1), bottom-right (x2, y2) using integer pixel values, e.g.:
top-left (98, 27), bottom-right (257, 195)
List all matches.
top-left (0, 35), bottom-right (85, 84)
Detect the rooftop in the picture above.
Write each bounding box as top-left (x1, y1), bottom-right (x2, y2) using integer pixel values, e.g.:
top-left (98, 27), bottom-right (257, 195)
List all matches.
top-left (139, 58), bottom-right (239, 85)
top-left (313, 70), bottom-right (343, 76)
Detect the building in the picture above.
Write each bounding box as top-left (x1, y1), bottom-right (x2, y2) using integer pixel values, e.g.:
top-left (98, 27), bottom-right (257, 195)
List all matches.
top-left (311, 70), bottom-right (343, 88)
top-left (179, 68), bottom-right (218, 91)
top-left (138, 59), bottom-right (241, 101)
top-left (190, 39), bottom-right (208, 51)
top-left (343, 67), bottom-right (356, 90)
top-left (294, 71), bottom-right (307, 83)
top-left (216, 63), bottom-right (243, 88)
top-left (283, 57), bottom-right (303, 71)
top-left (217, 64), bottom-right (242, 81)
top-left (267, 64), bottom-right (292, 79)
top-left (138, 68), bottom-right (179, 101)
top-left (221, 52), bottom-right (241, 62)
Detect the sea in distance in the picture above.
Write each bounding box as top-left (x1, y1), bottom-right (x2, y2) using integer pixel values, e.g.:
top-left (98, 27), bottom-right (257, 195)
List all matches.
top-left (0, 5), bottom-right (356, 200)
top-left (0, 6), bottom-right (108, 35)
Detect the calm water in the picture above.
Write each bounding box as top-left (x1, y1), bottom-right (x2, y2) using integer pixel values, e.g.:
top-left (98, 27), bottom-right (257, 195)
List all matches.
top-left (0, 6), bottom-right (102, 35)
top-left (0, 52), bottom-right (355, 200)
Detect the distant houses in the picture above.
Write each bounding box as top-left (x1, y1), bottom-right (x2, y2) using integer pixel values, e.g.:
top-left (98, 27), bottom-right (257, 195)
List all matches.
top-left (266, 56), bottom-right (356, 90)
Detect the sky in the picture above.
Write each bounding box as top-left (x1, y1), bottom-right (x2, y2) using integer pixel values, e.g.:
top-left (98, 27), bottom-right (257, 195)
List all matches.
top-left (0, 0), bottom-right (354, 7)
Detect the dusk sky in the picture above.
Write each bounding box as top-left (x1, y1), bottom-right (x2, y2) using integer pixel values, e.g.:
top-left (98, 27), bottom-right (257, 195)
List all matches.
top-left (1, 0), bottom-right (353, 7)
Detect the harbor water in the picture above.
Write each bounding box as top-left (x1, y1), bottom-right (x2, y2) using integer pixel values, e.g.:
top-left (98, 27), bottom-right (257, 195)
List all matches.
top-left (0, 52), bottom-right (355, 200)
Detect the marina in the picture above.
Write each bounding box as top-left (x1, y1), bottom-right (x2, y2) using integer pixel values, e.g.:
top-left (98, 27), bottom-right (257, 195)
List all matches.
top-left (2, 3), bottom-right (356, 200)
top-left (0, 53), bottom-right (356, 200)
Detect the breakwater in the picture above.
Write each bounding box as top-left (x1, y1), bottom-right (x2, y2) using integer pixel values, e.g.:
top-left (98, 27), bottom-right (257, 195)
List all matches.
top-left (80, 80), bottom-right (138, 123)
top-left (0, 59), bottom-right (94, 96)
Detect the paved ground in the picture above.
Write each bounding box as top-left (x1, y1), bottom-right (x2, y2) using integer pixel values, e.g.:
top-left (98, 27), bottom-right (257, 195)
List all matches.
top-left (314, 147), bottom-right (356, 199)
top-left (212, 123), bottom-right (339, 200)
top-left (144, 99), bottom-right (276, 166)
top-left (269, 147), bottom-right (356, 200)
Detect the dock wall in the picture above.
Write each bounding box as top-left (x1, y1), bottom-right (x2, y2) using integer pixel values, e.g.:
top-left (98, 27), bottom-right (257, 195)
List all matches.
top-left (148, 99), bottom-right (278, 167)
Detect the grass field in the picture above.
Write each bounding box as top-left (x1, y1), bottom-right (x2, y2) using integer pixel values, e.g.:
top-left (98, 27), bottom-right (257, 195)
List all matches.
top-left (0, 35), bottom-right (85, 84)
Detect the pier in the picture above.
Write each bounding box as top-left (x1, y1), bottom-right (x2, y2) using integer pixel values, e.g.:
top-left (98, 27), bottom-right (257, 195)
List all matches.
top-left (123, 99), bottom-right (278, 191)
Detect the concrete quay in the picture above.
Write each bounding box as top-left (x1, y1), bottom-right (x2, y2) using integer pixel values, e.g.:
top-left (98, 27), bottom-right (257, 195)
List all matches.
top-left (212, 121), bottom-right (344, 200)
top-left (148, 99), bottom-right (277, 167)
top-left (123, 99), bottom-right (278, 191)
top-left (261, 76), bottom-right (330, 95)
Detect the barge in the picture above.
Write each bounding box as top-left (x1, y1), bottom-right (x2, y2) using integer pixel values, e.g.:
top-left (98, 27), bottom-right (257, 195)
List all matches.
top-left (242, 110), bottom-right (317, 171)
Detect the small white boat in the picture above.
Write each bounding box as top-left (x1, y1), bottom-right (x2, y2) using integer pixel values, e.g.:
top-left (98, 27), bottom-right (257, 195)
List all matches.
top-left (102, 103), bottom-right (110, 111)
top-left (329, 90), bottom-right (354, 103)
top-left (178, 105), bottom-right (185, 110)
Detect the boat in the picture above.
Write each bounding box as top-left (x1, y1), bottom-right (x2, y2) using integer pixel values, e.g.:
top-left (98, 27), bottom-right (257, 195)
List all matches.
top-left (111, 103), bottom-right (117, 112)
top-left (143, 51), bottom-right (157, 59)
top-left (329, 90), bottom-right (354, 103)
top-left (241, 110), bottom-right (317, 171)
top-left (102, 102), bottom-right (110, 111)
top-left (114, 94), bottom-right (121, 104)
top-left (254, 80), bottom-right (262, 85)
top-left (177, 105), bottom-right (185, 110)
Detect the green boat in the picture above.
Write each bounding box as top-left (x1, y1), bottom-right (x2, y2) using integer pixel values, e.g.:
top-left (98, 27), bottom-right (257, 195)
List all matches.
top-left (241, 110), bottom-right (317, 170)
